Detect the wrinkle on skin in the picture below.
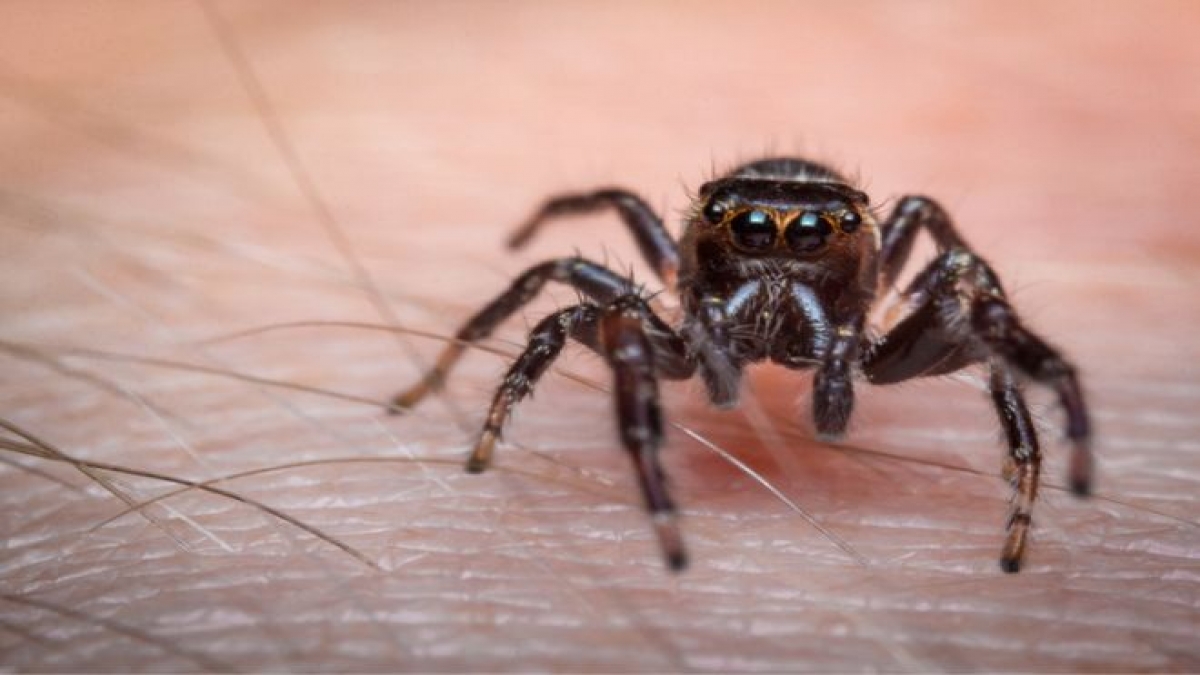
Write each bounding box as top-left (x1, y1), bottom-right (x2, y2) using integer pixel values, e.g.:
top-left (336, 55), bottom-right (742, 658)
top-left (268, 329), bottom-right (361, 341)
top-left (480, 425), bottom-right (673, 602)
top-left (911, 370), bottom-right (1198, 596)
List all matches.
top-left (2, 1), bottom-right (1199, 671)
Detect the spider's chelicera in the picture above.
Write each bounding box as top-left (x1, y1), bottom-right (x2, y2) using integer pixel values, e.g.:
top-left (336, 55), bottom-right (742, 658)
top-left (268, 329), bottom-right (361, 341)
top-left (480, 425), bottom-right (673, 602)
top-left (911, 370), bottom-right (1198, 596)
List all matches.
top-left (393, 157), bottom-right (1092, 573)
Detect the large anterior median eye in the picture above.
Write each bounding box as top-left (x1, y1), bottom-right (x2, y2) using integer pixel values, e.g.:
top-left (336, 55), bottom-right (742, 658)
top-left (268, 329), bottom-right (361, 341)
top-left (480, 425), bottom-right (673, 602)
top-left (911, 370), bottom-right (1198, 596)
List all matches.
top-left (786, 211), bottom-right (832, 253)
top-left (730, 209), bottom-right (776, 250)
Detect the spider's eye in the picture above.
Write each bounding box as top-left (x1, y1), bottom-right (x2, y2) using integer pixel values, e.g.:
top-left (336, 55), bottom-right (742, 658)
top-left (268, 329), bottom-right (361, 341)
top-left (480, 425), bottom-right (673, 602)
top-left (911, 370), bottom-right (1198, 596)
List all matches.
top-left (786, 211), bottom-right (832, 253)
top-left (839, 210), bottom-right (862, 233)
top-left (730, 209), bottom-right (776, 250)
top-left (702, 198), bottom-right (727, 224)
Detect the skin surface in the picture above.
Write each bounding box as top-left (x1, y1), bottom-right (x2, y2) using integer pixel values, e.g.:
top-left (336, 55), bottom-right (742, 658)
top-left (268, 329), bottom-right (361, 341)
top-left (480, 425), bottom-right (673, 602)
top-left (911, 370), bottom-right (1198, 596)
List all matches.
top-left (1, 1), bottom-right (1198, 671)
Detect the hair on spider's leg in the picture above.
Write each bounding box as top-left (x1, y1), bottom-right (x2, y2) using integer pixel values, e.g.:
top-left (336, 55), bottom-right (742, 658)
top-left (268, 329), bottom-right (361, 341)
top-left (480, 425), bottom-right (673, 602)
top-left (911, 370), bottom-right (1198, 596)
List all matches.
top-left (989, 364), bottom-right (1042, 573)
top-left (876, 195), bottom-right (969, 289)
top-left (506, 188), bottom-right (681, 288)
top-left (391, 257), bottom-right (634, 411)
top-left (466, 305), bottom-right (599, 473)
top-left (971, 297), bottom-right (1093, 496)
top-left (863, 251), bottom-right (1042, 571)
top-left (470, 289), bottom-right (691, 569)
top-left (872, 195), bottom-right (1094, 496)
top-left (601, 295), bottom-right (687, 571)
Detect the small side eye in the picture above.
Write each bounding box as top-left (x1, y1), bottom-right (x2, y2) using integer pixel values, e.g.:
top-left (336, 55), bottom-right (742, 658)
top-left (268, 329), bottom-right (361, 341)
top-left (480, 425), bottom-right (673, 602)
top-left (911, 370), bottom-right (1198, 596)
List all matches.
top-left (840, 210), bottom-right (862, 233)
top-left (786, 211), bottom-right (832, 253)
top-left (702, 198), bottom-right (727, 224)
top-left (730, 209), bottom-right (776, 250)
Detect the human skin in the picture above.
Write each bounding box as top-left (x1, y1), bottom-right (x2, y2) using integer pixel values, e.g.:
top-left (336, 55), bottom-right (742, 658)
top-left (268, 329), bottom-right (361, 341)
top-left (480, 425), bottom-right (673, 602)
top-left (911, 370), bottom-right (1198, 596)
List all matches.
top-left (1, 1), bottom-right (1198, 671)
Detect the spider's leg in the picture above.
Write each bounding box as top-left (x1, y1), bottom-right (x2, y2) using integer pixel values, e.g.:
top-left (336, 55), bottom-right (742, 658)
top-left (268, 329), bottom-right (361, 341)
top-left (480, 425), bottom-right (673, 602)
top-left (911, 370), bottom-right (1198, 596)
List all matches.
top-left (468, 304), bottom-right (599, 472)
top-left (468, 294), bottom-right (691, 569)
top-left (393, 257), bottom-right (635, 409)
top-left (507, 188), bottom-right (681, 287)
top-left (467, 293), bottom-right (693, 471)
top-left (599, 295), bottom-right (687, 570)
top-left (863, 249), bottom-right (1087, 571)
top-left (877, 195), bottom-right (968, 289)
top-left (873, 196), bottom-right (1092, 493)
top-left (971, 295), bottom-right (1092, 496)
top-left (861, 253), bottom-right (980, 385)
top-left (990, 364), bottom-right (1042, 573)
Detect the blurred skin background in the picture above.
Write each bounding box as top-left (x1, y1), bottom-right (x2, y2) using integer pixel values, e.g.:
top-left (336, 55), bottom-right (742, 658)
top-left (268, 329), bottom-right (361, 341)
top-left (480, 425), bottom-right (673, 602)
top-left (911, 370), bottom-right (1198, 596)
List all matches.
top-left (1, 1), bottom-right (1198, 671)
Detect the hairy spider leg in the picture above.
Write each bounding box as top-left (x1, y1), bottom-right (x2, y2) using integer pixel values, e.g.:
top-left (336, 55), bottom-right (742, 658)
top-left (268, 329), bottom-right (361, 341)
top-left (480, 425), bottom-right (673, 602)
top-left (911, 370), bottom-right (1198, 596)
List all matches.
top-left (392, 257), bottom-right (637, 409)
top-left (507, 188), bottom-right (682, 288)
top-left (468, 305), bottom-right (596, 473)
top-left (863, 250), bottom-right (1041, 571)
top-left (600, 295), bottom-right (690, 570)
top-left (864, 238), bottom-right (1083, 571)
top-left (990, 365), bottom-right (1041, 573)
top-left (470, 295), bottom-right (693, 570)
top-left (971, 296), bottom-right (1092, 496)
top-left (876, 195), bottom-right (968, 289)
top-left (875, 196), bottom-right (1092, 494)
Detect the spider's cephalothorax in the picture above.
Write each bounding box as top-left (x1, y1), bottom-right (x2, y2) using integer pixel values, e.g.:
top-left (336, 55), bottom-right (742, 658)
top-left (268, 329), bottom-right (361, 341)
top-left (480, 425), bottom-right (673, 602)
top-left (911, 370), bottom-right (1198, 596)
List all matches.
top-left (392, 157), bottom-right (1092, 573)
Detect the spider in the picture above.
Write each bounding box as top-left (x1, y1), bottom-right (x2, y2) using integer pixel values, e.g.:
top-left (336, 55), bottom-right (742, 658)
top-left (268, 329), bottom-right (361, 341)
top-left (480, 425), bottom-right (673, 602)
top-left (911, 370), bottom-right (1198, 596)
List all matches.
top-left (392, 157), bottom-right (1092, 573)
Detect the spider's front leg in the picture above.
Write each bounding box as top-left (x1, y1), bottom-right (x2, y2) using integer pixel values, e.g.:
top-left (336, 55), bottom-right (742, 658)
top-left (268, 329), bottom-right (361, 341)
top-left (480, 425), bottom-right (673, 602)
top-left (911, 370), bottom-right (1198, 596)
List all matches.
top-left (864, 247), bottom-right (1082, 572)
top-left (469, 295), bottom-right (694, 570)
top-left (876, 196), bottom-right (1092, 493)
top-left (989, 365), bottom-right (1041, 572)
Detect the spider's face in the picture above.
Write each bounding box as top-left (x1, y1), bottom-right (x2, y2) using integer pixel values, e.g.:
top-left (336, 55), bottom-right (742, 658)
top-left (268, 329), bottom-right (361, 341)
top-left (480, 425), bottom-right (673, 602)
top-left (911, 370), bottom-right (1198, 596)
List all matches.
top-left (694, 179), bottom-right (873, 258)
top-left (704, 201), bottom-right (866, 256)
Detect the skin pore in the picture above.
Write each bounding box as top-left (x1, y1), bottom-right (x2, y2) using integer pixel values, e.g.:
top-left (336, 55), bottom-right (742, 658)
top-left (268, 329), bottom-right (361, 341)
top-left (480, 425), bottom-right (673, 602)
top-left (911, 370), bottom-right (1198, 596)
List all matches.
top-left (2, 2), bottom-right (1199, 671)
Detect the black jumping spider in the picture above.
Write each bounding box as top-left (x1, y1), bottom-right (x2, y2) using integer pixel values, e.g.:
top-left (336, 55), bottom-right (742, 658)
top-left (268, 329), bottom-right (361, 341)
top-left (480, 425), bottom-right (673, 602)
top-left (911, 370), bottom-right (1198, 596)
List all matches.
top-left (393, 157), bottom-right (1092, 573)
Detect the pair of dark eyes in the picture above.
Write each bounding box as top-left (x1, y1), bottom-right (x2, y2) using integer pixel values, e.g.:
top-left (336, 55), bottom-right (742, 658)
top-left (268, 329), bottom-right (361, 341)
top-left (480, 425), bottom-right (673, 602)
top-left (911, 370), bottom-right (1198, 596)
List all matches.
top-left (707, 206), bottom-right (862, 252)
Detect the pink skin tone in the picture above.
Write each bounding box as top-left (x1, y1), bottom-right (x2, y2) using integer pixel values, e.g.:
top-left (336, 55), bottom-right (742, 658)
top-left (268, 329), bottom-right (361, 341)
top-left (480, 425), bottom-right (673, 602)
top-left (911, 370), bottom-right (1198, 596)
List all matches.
top-left (1, 2), bottom-right (1198, 671)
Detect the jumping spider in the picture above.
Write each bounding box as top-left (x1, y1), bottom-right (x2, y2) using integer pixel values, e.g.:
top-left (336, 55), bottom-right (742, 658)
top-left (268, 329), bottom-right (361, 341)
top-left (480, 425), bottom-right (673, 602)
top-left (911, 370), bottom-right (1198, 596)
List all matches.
top-left (393, 157), bottom-right (1092, 573)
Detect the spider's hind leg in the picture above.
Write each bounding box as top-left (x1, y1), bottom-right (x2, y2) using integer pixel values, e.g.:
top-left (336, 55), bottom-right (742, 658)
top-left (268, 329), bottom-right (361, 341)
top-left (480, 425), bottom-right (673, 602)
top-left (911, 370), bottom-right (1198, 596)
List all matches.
top-left (507, 188), bottom-right (681, 287)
